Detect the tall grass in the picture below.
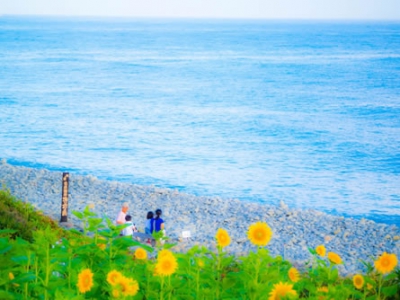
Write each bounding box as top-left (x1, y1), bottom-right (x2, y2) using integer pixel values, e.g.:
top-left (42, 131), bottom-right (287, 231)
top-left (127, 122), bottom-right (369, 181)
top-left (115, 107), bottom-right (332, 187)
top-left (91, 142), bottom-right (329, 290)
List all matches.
top-left (0, 187), bottom-right (71, 241)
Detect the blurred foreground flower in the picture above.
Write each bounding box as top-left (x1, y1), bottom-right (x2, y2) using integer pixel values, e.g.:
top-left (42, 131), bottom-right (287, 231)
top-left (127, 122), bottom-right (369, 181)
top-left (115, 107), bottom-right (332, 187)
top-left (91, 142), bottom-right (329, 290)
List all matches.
top-left (248, 222), bottom-right (273, 246)
top-left (353, 274), bottom-right (364, 289)
top-left (288, 267), bottom-right (300, 282)
top-left (327, 252), bottom-right (342, 265)
top-left (316, 245), bottom-right (326, 257)
top-left (216, 228), bottom-right (231, 248)
top-left (134, 248), bottom-right (147, 260)
top-left (77, 269), bottom-right (94, 293)
top-left (374, 252), bottom-right (398, 274)
top-left (107, 270), bottom-right (123, 286)
top-left (112, 276), bottom-right (139, 298)
top-left (269, 282), bottom-right (296, 300)
top-left (155, 253), bottom-right (178, 276)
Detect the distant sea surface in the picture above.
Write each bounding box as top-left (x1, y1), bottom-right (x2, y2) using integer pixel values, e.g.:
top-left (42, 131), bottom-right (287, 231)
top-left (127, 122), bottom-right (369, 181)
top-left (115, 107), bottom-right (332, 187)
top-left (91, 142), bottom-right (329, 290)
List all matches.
top-left (0, 16), bottom-right (399, 226)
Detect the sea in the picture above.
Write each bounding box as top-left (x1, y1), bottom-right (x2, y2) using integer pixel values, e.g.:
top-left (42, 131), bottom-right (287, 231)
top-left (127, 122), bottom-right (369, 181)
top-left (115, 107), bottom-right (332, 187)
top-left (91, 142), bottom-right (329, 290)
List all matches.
top-left (0, 16), bottom-right (399, 226)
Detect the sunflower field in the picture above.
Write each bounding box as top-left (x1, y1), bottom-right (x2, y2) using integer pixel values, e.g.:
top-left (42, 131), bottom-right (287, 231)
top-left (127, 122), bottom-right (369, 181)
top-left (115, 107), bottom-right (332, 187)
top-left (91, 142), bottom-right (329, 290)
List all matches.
top-left (1, 203), bottom-right (399, 299)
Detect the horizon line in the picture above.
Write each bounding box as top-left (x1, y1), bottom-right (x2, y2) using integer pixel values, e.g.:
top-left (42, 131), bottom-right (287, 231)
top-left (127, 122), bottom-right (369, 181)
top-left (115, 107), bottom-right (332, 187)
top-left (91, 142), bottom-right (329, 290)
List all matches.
top-left (1, 13), bottom-right (400, 23)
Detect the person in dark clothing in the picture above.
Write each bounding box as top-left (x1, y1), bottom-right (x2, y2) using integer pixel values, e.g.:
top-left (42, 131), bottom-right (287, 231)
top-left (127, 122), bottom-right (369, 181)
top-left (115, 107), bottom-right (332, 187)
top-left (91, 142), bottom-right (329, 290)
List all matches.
top-left (151, 208), bottom-right (164, 233)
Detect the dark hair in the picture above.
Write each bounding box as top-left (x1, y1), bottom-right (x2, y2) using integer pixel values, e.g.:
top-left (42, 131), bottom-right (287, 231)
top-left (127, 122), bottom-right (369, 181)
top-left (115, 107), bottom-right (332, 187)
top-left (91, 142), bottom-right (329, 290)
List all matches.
top-left (125, 215), bottom-right (132, 221)
top-left (147, 211), bottom-right (154, 220)
top-left (155, 209), bottom-right (162, 219)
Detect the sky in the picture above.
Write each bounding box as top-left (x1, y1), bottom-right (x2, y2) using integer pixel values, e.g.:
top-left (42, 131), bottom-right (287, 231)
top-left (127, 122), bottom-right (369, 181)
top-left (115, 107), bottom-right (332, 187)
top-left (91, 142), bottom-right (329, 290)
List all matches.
top-left (1, 0), bottom-right (400, 20)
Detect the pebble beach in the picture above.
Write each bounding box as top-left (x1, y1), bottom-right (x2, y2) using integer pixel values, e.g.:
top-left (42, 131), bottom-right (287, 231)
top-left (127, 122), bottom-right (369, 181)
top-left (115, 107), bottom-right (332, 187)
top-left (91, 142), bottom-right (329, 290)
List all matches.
top-left (1, 159), bottom-right (399, 276)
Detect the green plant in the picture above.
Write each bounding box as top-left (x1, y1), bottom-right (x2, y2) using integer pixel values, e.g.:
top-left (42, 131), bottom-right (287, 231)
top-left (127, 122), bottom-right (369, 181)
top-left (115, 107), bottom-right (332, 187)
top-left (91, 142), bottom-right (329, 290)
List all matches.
top-left (0, 189), bottom-right (399, 299)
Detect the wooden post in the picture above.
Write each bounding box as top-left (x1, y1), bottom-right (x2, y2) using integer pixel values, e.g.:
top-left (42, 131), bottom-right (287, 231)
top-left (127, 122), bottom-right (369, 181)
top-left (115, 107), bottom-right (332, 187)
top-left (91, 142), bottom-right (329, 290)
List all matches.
top-left (60, 172), bottom-right (69, 223)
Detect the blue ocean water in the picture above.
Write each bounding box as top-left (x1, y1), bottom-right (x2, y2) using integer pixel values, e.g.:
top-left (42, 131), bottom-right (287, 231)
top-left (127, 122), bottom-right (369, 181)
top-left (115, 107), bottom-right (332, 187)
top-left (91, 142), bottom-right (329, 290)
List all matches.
top-left (0, 16), bottom-right (399, 225)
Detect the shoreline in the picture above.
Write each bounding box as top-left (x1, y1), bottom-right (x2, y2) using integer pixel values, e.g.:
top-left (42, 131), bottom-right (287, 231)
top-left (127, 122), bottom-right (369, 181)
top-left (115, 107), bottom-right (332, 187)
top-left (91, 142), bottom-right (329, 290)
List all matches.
top-left (1, 159), bottom-right (399, 275)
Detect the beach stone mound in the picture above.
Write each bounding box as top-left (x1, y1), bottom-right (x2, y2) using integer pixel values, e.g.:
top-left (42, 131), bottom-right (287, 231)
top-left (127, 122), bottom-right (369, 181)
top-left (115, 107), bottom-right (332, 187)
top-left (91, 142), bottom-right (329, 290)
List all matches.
top-left (1, 159), bottom-right (399, 276)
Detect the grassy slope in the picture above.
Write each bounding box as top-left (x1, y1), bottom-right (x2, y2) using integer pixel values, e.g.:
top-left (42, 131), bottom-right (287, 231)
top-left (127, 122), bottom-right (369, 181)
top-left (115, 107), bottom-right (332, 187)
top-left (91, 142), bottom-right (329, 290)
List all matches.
top-left (0, 187), bottom-right (71, 241)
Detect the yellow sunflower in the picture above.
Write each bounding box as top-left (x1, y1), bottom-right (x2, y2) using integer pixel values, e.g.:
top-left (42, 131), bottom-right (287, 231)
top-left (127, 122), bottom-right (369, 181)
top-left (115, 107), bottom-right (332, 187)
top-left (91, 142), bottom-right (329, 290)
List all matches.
top-left (134, 248), bottom-right (147, 260)
top-left (77, 268), bottom-right (94, 293)
top-left (248, 222), bottom-right (273, 247)
top-left (318, 286), bottom-right (328, 293)
top-left (107, 270), bottom-right (123, 286)
top-left (155, 254), bottom-right (178, 276)
top-left (124, 278), bottom-right (139, 296)
top-left (353, 274), bottom-right (364, 290)
top-left (374, 252), bottom-right (398, 274)
top-left (113, 276), bottom-right (139, 297)
top-left (327, 252), bottom-right (342, 265)
top-left (215, 228), bottom-right (231, 248)
top-left (269, 282), bottom-right (297, 300)
top-left (315, 245), bottom-right (326, 257)
top-left (288, 267), bottom-right (300, 283)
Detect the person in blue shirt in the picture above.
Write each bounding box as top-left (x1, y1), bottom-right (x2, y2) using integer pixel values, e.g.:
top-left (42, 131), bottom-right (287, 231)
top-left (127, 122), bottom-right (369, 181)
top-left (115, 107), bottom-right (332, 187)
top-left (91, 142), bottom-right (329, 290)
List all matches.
top-left (151, 208), bottom-right (164, 233)
top-left (145, 211), bottom-right (154, 235)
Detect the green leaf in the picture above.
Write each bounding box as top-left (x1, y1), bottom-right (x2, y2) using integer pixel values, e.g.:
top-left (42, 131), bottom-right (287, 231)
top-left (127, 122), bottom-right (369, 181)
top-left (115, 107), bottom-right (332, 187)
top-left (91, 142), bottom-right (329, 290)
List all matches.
top-left (72, 211), bottom-right (84, 220)
top-left (98, 229), bottom-right (115, 238)
top-left (54, 288), bottom-right (85, 300)
top-left (68, 228), bottom-right (82, 235)
top-left (0, 244), bottom-right (12, 254)
top-left (15, 237), bottom-right (30, 246)
top-left (330, 268), bottom-right (339, 281)
top-left (0, 290), bottom-right (15, 300)
top-left (11, 255), bottom-right (29, 265)
top-left (87, 217), bottom-right (104, 231)
top-left (83, 206), bottom-right (97, 217)
top-left (163, 243), bottom-right (177, 250)
top-left (222, 277), bottom-right (237, 290)
top-left (113, 236), bottom-right (143, 249)
top-left (382, 285), bottom-right (398, 297)
top-left (308, 247), bottom-right (317, 255)
top-left (14, 272), bottom-right (37, 284)
top-left (104, 216), bottom-right (115, 229)
top-left (140, 243), bottom-right (154, 253)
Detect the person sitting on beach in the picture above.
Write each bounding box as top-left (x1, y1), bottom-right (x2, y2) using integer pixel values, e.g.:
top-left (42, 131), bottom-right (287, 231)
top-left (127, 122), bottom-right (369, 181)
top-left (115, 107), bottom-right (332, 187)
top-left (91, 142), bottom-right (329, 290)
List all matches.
top-left (145, 211), bottom-right (154, 235)
top-left (151, 208), bottom-right (164, 234)
top-left (115, 202), bottom-right (129, 225)
top-left (121, 215), bottom-right (138, 237)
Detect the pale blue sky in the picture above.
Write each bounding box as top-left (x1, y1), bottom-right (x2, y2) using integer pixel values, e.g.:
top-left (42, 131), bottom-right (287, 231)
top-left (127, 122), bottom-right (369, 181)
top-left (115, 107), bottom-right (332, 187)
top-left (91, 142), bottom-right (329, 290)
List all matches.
top-left (1, 0), bottom-right (400, 20)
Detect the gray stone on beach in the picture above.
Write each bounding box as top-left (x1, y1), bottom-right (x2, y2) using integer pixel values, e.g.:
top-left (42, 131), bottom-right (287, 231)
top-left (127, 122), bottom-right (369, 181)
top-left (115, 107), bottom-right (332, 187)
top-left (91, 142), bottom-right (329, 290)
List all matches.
top-left (1, 159), bottom-right (399, 276)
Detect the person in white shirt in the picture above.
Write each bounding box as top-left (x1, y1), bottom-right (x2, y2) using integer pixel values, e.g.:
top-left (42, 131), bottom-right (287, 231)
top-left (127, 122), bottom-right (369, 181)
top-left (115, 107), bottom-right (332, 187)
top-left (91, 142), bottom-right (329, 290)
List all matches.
top-left (116, 202), bottom-right (129, 225)
top-left (121, 215), bottom-right (137, 237)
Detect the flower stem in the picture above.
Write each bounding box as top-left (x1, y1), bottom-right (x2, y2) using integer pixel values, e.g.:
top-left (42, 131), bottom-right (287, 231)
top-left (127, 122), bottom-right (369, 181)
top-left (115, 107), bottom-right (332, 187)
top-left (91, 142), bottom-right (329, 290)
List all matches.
top-left (196, 268), bottom-right (200, 297)
top-left (44, 243), bottom-right (50, 300)
top-left (160, 276), bottom-right (165, 300)
top-left (377, 274), bottom-right (383, 300)
top-left (216, 247), bottom-right (222, 299)
top-left (168, 275), bottom-right (172, 300)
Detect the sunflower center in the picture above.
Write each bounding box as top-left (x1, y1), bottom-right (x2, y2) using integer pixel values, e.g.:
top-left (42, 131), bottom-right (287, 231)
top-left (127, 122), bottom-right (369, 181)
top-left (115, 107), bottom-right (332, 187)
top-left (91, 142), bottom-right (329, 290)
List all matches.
top-left (382, 258), bottom-right (390, 266)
